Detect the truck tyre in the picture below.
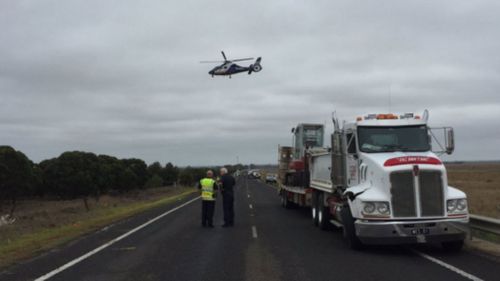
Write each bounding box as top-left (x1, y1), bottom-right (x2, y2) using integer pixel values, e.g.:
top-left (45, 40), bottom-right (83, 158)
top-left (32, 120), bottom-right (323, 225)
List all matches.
top-left (280, 190), bottom-right (286, 207)
top-left (441, 240), bottom-right (464, 252)
top-left (311, 191), bottom-right (319, 226)
top-left (317, 193), bottom-right (331, 230)
top-left (340, 207), bottom-right (364, 250)
top-left (281, 190), bottom-right (291, 209)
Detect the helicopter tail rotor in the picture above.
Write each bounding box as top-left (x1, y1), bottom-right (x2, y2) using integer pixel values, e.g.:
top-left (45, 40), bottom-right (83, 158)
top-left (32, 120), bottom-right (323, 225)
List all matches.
top-left (248, 57), bottom-right (262, 74)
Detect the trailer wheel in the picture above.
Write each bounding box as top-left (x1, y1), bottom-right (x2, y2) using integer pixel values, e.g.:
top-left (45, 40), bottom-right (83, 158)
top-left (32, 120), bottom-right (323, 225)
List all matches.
top-left (441, 240), bottom-right (464, 252)
top-left (340, 207), bottom-right (364, 250)
top-left (318, 193), bottom-right (331, 231)
top-left (311, 192), bottom-right (319, 226)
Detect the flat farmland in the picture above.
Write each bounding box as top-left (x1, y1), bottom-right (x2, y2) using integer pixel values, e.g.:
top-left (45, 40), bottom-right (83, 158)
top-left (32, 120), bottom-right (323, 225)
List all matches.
top-left (446, 162), bottom-right (500, 219)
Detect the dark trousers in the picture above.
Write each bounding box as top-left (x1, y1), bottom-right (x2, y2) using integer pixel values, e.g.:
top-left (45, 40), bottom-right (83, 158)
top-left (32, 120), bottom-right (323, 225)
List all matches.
top-left (201, 200), bottom-right (215, 226)
top-left (223, 194), bottom-right (234, 225)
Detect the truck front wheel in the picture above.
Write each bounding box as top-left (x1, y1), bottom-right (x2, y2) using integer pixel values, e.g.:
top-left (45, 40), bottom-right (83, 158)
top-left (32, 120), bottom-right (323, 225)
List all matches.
top-left (340, 207), bottom-right (364, 250)
top-left (441, 240), bottom-right (464, 252)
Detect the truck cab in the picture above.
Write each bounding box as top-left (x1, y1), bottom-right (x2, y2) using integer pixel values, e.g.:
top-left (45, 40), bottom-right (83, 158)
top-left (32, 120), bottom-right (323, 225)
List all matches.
top-left (333, 112), bottom-right (469, 249)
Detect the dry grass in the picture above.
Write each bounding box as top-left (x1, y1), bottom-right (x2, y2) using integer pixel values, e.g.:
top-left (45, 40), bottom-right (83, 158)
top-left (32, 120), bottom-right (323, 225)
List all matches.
top-left (446, 163), bottom-right (500, 219)
top-left (0, 186), bottom-right (196, 268)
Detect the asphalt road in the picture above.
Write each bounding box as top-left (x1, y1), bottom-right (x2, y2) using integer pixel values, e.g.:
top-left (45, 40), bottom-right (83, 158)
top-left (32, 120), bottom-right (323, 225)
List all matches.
top-left (1, 178), bottom-right (499, 281)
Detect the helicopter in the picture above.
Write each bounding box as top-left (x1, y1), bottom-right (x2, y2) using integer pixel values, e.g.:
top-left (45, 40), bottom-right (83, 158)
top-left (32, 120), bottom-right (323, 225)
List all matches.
top-left (200, 51), bottom-right (262, 78)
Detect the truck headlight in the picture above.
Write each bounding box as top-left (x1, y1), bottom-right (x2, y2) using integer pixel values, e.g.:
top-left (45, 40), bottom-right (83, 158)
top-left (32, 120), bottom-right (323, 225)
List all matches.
top-left (362, 201), bottom-right (390, 217)
top-left (363, 202), bottom-right (376, 214)
top-left (447, 198), bottom-right (467, 214)
top-left (456, 199), bottom-right (467, 211)
top-left (377, 202), bottom-right (390, 215)
top-left (447, 200), bottom-right (457, 212)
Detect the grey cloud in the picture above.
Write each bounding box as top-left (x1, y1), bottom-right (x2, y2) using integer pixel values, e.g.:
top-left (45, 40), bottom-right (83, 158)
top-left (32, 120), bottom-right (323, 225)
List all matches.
top-left (1, 0), bottom-right (500, 165)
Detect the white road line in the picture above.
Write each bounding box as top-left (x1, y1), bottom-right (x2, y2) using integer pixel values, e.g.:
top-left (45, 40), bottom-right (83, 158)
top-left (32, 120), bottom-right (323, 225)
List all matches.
top-left (252, 226), bottom-right (258, 238)
top-left (34, 196), bottom-right (201, 281)
top-left (249, 204), bottom-right (253, 209)
top-left (413, 250), bottom-right (484, 281)
top-left (247, 194), bottom-right (250, 198)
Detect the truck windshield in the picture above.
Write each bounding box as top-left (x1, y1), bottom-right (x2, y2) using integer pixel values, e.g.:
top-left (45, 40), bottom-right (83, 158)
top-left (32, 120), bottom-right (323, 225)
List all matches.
top-left (358, 125), bottom-right (430, 153)
top-left (303, 126), bottom-right (324, 147)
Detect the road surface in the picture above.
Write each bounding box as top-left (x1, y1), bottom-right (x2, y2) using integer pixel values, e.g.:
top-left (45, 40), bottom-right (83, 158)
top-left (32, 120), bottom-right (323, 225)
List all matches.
top-left (1, 178), bottom-right (498, 281)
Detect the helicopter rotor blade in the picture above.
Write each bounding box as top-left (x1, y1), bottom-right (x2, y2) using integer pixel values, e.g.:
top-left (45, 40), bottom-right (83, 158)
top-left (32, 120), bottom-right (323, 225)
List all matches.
top-left (231, 58), bottom-right (254, 62)
top-left (221, 51), bottom-right (227, 61)
top-left (200, 60), bottom-right (225, 63)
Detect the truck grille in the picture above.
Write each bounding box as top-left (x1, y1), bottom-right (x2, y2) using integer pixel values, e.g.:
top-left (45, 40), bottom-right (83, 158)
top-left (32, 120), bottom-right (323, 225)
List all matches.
top-left (390, 170), bottom-right (444, 218)
top-left (419, 171), bottom-right (444, 217)
top-left (390, 171), bottom-right (416, 217)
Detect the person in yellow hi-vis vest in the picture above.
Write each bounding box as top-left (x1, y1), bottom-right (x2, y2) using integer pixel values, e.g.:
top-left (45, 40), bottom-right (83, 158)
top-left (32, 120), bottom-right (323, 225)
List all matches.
top-left (198, 170), bottom-right (219, 228)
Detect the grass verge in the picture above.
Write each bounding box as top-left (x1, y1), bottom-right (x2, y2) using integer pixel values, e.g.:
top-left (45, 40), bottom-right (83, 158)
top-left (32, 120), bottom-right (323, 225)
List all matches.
top-left (0, 188), bottom-right (197, 269)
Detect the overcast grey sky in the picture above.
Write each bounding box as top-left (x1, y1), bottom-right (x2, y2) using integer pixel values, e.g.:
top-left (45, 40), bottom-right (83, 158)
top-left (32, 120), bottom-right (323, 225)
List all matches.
top-left (1, 0), bottom-right (499, 165)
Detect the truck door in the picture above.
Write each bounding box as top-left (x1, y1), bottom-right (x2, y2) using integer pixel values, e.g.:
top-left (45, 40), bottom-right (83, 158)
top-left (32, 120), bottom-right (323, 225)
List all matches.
top-left (345, 132), bottom-right (359, 186)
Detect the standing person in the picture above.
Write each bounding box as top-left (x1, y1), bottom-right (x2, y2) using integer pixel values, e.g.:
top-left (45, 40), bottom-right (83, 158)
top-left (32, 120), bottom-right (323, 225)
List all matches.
top-left (198, 170), bottom-right (218, 228)
top-left (220, 167), bottom-right (236, 227)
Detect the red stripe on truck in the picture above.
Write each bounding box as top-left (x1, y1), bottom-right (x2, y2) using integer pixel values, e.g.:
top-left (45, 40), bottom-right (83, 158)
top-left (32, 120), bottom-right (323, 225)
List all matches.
top-left (384, 156), bottom-right (442, 166)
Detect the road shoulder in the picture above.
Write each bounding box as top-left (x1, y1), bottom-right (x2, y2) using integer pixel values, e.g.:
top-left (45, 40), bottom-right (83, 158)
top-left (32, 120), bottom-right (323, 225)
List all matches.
top-left (0, 189), bottom-right (198, 280)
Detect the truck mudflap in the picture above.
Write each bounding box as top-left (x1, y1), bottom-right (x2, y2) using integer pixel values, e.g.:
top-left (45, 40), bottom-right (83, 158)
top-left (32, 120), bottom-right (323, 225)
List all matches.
top-left (354, 218), bottom-right (469, 245)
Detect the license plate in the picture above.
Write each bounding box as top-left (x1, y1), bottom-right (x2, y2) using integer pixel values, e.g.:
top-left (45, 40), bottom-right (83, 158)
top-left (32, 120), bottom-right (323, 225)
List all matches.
top-left (410, 228), bottom-right (429, 235)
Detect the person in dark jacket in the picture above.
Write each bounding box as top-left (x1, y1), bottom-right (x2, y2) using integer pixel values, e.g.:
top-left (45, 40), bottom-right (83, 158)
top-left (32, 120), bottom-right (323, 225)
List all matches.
top-left (219, 167), bottom-right (236, 227)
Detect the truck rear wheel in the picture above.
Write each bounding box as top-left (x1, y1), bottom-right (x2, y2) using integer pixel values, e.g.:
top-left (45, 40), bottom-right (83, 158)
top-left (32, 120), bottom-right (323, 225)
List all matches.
top-left (340, 207), bottom-right (364, 250)
top-left (441, 240), bottom-right (464, 252)
top-left (317, 193), bottom-right (331, 230)
top-left (281, 190), bottom-right (291, 209)
top-left (311, 192), bottom-right (319, 226)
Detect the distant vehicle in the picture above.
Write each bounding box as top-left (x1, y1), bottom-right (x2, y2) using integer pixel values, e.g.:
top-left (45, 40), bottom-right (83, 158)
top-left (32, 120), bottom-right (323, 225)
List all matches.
top-left (278, 111), bottom-right (469, 251)
top-left (265, 174), bottom-right (277, 184)
top-left (200, 51), bottom-right (262, 78)
top-left (247, 170), bottom-right (261, 179)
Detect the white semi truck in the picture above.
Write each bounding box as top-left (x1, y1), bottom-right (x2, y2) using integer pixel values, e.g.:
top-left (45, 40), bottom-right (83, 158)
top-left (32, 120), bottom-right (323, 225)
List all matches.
top-left (278, 111), bottom-right (469, 250)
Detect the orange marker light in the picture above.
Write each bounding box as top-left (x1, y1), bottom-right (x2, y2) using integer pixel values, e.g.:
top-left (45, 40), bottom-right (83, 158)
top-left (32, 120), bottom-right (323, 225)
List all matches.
top-left (376, 114), bottom-right (398, 120)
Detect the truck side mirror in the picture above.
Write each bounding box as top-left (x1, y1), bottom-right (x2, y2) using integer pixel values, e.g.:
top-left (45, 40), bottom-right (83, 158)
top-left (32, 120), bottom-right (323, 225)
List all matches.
top-left (429, 126), bottom-right (455, 155)
top-left (445, 128), bottom-right (454, 155)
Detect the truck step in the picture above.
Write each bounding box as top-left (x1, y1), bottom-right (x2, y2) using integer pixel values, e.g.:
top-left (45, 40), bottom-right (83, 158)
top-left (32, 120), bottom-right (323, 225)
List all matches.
top-left (329, 220), bottom-right (343, 228)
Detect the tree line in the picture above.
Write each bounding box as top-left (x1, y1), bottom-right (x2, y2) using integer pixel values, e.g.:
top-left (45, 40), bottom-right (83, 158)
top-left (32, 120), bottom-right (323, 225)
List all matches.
top-left (0, 145), bottom-right (243, 214)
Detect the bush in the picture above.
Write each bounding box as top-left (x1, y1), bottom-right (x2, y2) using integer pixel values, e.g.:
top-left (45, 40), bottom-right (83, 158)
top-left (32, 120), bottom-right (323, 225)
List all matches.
top-left (161, 162), bottom-right (179, 186)
top-left (0, 146), bottom-right (35, 215)
top-left (144, 174), bottom-right (164, 189)
top-left (42, 151), bottom-right (100, 211)
top-left (121, 159), bottom-right (148, 189)
top-left (179, 166), bottom-right (213, 186)
top-left (0, 146), bottom-right (185, 207)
